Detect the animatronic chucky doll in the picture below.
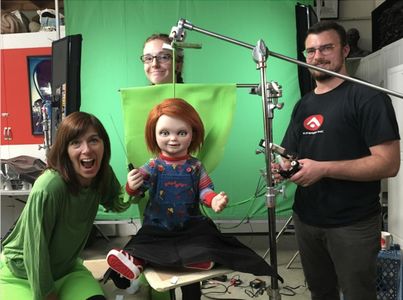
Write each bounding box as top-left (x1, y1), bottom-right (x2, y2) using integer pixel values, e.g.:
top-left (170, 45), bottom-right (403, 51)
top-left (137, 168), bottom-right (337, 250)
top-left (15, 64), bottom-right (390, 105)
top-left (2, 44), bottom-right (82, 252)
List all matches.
top-left (106, 98), bottom-right (281, 284)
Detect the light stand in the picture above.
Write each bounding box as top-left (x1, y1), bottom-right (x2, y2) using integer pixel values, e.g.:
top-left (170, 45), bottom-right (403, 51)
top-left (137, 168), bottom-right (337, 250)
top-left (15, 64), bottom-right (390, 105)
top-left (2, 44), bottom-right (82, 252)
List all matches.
top-left (38, 100), bottom-right (52, 152)
top-left (169, 18), bottom-right (403, 300)
top-left (39, 0), bottom-right (62, 153)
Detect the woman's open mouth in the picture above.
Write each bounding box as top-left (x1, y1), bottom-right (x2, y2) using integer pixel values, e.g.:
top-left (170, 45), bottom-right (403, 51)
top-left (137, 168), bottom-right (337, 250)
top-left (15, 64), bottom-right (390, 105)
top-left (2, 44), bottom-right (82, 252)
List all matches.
top-left (81, 158), bottom-right (95, 169)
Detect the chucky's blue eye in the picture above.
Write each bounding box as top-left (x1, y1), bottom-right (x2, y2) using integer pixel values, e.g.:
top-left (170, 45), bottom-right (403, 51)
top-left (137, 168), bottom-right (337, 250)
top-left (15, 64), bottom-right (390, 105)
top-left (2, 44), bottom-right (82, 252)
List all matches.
top-left (159, 130), bottom-right (169, 136)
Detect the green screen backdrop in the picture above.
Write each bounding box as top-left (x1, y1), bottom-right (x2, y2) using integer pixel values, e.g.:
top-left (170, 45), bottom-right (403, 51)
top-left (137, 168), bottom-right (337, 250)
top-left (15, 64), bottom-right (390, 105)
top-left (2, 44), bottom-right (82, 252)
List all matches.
top-left (64, 0), bottom-right (311, 221)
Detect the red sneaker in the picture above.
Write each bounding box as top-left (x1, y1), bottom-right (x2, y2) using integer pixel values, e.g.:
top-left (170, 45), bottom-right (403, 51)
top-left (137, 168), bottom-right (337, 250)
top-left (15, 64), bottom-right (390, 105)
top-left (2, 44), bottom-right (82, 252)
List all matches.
top-left (185, 261), bottom-right (215, 270)
top-left (106, 249), bottom-right (143, 280)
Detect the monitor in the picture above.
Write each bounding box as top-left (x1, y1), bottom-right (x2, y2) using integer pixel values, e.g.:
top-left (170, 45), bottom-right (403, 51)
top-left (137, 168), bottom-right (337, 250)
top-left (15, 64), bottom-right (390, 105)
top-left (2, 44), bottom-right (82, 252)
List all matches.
top-left (51, 34), bottom-right (82, 117)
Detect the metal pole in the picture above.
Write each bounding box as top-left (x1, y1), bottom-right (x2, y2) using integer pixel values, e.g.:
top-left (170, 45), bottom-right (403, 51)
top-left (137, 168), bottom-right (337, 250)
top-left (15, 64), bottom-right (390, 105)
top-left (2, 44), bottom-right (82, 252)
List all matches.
top-left (268, 50), bottom-right (403, 99)
top-left (236, 83), bottom-right (258, 89)
top-left (174, 19), bottom-right (403, 100)
top-left (254, 41), bottom-right (281, 299)
top-left (55, 0), bottom-right (60, 40)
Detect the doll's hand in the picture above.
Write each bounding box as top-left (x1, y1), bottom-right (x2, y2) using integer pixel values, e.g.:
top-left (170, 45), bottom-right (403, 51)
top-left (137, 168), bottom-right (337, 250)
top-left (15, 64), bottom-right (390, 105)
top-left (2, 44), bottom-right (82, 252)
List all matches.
top-left (211, 192), bottom-right (228, 213)
top-left (127, 168), bottom-right (143, 191)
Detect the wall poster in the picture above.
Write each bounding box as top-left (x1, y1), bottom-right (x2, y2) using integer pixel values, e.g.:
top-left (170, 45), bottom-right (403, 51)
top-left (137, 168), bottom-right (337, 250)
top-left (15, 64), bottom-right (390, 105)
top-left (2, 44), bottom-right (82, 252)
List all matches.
top-left (27, 55), bottom-right (52, 135)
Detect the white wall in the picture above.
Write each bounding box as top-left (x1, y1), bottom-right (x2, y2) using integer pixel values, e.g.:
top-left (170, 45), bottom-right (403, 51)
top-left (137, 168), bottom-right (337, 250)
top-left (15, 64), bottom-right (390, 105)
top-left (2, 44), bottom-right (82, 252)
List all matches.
top-left (387, 64), bottom-right (403, 247)
top-left (355, 38), bottom-right (403, 247)
top-left (337, 0), bottom-right (385, 53)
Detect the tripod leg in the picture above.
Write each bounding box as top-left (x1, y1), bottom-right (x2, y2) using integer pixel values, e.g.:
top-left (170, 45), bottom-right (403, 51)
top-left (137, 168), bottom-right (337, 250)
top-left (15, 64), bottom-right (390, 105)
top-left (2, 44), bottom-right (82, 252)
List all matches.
top-left (286, 251), bottom-right (299, 269)
top-left (263, 215), bottom-right (293, 260)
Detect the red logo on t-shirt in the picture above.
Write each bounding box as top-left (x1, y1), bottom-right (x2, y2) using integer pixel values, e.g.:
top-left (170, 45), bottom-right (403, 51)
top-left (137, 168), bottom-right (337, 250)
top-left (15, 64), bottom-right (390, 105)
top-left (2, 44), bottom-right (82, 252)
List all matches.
top-left (304, 115), bottom-right (324, 131)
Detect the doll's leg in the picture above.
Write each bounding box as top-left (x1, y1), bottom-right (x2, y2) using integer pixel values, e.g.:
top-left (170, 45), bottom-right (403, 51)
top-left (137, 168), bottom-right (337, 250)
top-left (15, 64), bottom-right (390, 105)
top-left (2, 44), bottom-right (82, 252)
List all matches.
top-left (184, 261), bottom-right (214, 270)
top-left (106, 249), bottom-right (145, 280)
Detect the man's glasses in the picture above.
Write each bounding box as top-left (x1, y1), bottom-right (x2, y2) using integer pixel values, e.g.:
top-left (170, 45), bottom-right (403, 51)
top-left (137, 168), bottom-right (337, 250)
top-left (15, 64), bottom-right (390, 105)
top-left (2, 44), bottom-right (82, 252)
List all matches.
top-left (303, 44), bottom-right (336, 59)
top-left (140, 53), bottom-right (172, 64)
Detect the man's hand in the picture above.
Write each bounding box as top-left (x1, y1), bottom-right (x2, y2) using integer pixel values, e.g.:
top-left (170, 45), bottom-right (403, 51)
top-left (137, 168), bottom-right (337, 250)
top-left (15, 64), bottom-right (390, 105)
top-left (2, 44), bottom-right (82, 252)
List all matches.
top-left (211, 192), bottom-right (228, 213)
top-left (271, 158), bottom-right (292, 183)
top-left (289, 158), bottom-right (322, 187)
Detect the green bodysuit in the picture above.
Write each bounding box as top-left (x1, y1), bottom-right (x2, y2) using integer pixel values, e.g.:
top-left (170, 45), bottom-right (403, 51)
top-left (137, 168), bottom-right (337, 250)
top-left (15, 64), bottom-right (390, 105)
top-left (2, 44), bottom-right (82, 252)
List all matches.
top-left (0, 167), bottom-right (130, 300)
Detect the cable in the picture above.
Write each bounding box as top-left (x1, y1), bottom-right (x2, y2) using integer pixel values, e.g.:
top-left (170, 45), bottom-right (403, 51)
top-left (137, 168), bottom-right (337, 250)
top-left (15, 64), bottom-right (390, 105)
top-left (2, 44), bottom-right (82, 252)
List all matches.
top-left (201, 171), bottom-right (288, 231)
top-left (202, 274), bottom-right (307, 299)
top-left (278, 282), bottom-right (308, 297)
top-left (245, 287), bottom-right (266, 298)
top-left (201, 281), bottom-right (233, 297)
top-left (210, 175), bottom-right (267, 230)
top-left (279, 286), bottom-right (296, 296)
top-left (201, 274), bottom-right (250, 299)
top-left (203, 295), bottom-right (247, 300)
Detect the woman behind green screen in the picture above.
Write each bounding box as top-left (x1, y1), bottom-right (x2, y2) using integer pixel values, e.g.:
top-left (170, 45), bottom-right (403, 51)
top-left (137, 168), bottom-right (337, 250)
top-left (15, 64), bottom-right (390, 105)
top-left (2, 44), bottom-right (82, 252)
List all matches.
top-left (141, 33), bottom-right (184, 84)
top-left (0, 112), bottom-right (136, 300)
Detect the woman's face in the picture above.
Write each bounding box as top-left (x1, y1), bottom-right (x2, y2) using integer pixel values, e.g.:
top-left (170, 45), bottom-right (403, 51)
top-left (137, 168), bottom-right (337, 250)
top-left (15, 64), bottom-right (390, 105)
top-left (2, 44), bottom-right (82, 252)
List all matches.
top-left (67, 126), bottom-right (104, 187)
top-left (143, 39), bottom-right (179, 84)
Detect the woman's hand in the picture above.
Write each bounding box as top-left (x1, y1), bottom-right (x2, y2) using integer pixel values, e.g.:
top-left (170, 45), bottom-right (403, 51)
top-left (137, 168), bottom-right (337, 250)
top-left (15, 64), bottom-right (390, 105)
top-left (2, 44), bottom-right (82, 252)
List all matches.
top-left (211, 192), bottom-right (228, 213)
top-left (127, 168), bottom-right (143, 191)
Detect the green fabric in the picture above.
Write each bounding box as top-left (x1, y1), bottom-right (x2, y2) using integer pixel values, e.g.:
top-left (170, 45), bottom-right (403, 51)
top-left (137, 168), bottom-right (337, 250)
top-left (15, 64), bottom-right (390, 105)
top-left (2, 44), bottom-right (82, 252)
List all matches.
top-left (0, 258), bottom-right (104, 300)
top-left (96, 203), bottom-right (138, 220)
top-left (64, 0), bottom-right (305, 221)
top-left (1, 168), bottom-right (128, 300)
top-left (121, 83), bottom-right (237, 173)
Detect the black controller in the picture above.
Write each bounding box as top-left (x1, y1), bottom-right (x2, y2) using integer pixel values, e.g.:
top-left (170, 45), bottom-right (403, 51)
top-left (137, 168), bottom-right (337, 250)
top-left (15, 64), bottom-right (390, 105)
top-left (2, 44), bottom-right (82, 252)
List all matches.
top-left (278, 159), bottom-right (301, 179)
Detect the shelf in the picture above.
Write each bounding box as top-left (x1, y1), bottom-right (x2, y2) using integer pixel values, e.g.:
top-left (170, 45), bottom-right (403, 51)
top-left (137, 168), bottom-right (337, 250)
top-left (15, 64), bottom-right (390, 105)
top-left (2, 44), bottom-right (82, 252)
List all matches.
top-left (346, 57), bottom-right (363, 61)
top-left (1, 1), bottom-right (63, 11)
top-left (0, 26), bottom-right (65, 49)
top-left (0, 189), bottom-right (30, 196)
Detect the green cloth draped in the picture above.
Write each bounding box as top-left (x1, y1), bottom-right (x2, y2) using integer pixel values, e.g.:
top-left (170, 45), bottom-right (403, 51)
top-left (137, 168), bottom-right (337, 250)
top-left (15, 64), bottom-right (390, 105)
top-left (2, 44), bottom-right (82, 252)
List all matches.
top-left (120, 83), bottom-right (236, 173)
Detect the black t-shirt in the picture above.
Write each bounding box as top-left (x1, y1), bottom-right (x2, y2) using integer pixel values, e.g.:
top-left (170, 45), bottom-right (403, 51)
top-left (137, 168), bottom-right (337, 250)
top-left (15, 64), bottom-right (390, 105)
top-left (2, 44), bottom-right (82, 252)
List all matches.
top-left (282, 81), bottom-right (400, 227)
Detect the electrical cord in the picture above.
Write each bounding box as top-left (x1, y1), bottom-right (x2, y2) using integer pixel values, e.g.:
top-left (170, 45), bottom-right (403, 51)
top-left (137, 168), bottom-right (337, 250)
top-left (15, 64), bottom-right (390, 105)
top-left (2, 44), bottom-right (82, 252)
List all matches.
top-left (278, 282), bottom-right (308, 297)
top-left (202, 273), bottom-right (307, 299)
top-left (202, 295), bottom-right (247, 300)
top-left (201, 171), bottom-right (289, 233)
top-left (244, 286), bottom-right (266, 298)
top-left (201, 281), bottom-right (240, 298)
top-left (201, 274), bottom-right (249, 299)
top-left (209, 175), bottom-right (267, 230)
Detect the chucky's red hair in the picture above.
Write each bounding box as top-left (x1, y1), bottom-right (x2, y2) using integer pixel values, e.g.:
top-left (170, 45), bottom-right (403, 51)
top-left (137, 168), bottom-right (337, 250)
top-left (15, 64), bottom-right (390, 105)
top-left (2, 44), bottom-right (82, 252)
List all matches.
top-left (145, 98), bottom-right (204, 154)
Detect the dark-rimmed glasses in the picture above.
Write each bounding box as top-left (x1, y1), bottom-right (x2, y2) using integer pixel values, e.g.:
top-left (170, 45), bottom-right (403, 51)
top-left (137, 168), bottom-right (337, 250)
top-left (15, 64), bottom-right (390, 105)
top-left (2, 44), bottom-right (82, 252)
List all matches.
top-left (303, 44), bottom-right (336, 59)
top-left (140, 53), bottom-right (172, 64)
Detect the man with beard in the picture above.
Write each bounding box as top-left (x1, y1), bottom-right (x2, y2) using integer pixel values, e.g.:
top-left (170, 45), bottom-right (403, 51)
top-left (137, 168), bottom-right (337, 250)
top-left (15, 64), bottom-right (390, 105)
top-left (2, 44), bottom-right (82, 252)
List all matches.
top-left (276, 21), bottom-right (400, 300)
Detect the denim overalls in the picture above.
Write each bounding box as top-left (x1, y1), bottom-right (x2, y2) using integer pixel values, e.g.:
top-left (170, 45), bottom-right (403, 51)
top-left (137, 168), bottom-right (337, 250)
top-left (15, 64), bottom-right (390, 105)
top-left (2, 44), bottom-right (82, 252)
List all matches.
top-left (142, 158), bottom-right (205, 230)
